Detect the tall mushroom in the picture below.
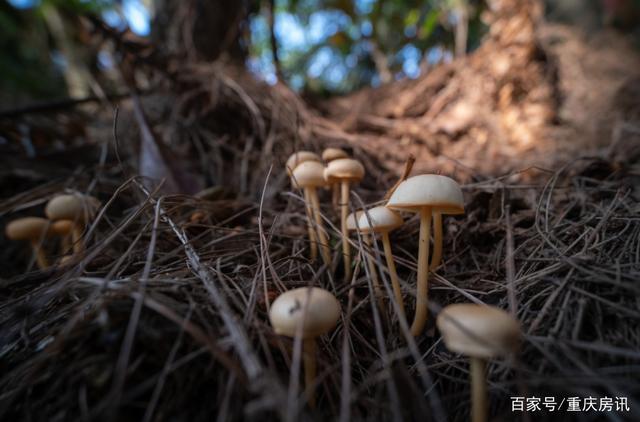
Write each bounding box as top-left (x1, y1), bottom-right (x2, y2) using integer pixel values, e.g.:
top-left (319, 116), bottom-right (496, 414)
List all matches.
top-left (436, 304), bottom-right (521, 422)
top-left (347, 206), bottom-right (405, 319)
top-left (5, 217), bottom-right (53, 269)
top-left (292, 161), bottom-right (332, 266)
top-left (269, 287), bottom-right (341, 407)
top-left (324, 158), bottom-right (365, 282)
top-left (286, 151), bottom-right (322, 262)
top-left (387, 174), bottom-right (464, 336)
top-left (45, 194), bottom-right (100, 256)
top-left (286, 151), bottom-right (321, 175)
top-left (322, 148), bottom-right (349, 211)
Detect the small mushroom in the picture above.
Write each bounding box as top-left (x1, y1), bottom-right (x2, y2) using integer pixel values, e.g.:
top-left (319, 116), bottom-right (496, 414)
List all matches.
top-left (347, 206), bottom-right (405, 319)
top-left (322, 148), bottom-right (349, 211)
top-left (269, 287), bottom-right (341, 407)
top-left (387, 174), bottom-right (464, 336)
top-left (437, 304), bottom-right (521, 422)
top-left (292, 161), bottom-right (331, 266)
top-left (324, 158), bottom-right (365, 282)
top-left (45, 194), bottom-right (100, 256)
top-left (285, 151), bottom-right (321, 175)
top-left (50, 219), bottom-right (74, 254)
top-left (286, 151), bottom-right (322, 261)
top-left (5, 217), bottom-right (53, 269)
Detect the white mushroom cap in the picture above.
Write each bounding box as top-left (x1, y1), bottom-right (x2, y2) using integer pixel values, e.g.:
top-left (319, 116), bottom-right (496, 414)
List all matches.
top-left (286, 151), bottom-right (321, 175)
top-left (387, 174), bottom-right (464, 214)
top-left (345, 206), bottom-right (403, 233)
top-left (45, 194), bottom-right (100, 222)
top-left (5, 217), bottom-right (51, 241)
top-left (291, 161), bottom-right (327, 189)
top-left (322, 148), bottom-right (348, 162)
top-left (324, 158), bottom-right (365, 183)
top-left (269, 287), bottom-right (341, 339)
top-left (436, 303), bottom-right (521, 359)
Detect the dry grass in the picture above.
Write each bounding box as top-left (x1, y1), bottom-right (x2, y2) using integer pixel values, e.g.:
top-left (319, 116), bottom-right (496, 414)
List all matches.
top-left (1, 138), bottom-right (639, 421)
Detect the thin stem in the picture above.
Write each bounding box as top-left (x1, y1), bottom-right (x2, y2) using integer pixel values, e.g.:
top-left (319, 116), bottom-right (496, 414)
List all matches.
top-left (71, 224), bottom-right (85, 255)
top-left (382, 232), bottom-right (405, 320)
top-left (470, 357), bottom-right (488, 422)
top-left (303, 338), bottom-right (317, 408)
top-left (332, 183), bottom-right (340, 212)
top-left (411, 207), bottom-right (431, 336)
top-left (303, 189), bottom-right (318, 262)
top-left (309, 187), bottom-right (332, 267)
top-left (341, 181), bottom-right (351, 282)
top-left (430, 212), bottom-right (443, 270)
top-left (30, 240), bottom-right (49, 270)
top-left (364, 234), bottom-right (385, 312)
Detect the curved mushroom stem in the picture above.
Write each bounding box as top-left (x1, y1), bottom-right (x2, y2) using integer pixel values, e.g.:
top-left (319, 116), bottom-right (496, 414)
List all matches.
top-left (411, 207), bottom-right (432, 336)
top-left (332, 184), bottom-right (340, 212)
top-left (364, 234), bottom-right (385, 312)
top-left (308, 187), bottom-right (332, 267)
top-left (303, 189), bottom-right (318, 262)
top-left (470, 357), bottom-right (488, 422)
top-left (71, 224), bottom-right (85, 255)
top-left (303, 338), bottom-right (317, 408)
top-left (381, 231), bottom-right (405, 320)
top-left (30, 240), bottom-right (49, 270)
top-left (430, 212), bottom-right (443, 270)
top-left (341, 181), bottom-right (351, 282)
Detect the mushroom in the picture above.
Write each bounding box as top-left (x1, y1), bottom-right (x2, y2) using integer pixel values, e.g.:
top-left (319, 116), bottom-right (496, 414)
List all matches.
top-left (347, 206), bottom-right (405, 319)
top-left (436, 304), bottom-right (521, 422)
top-left (324, 158), bottom-right (365, 282)
top-left (387, 174), bottom-right (464, 336)
top-left (50, 219), bottom-right (74, 254)
top-left (269, 287), bottom-right (341, 407)
top-left (5, 217), bottom-right (53, 269)
top-left (45, 194), bottom-right (101, 256)
top-left (286, 151), bottom-right (322, 261)
top-left (322, 148), bottom-right (349, 211)
top-left (291, 161), bottom-right (332, 266)
top-left (285, 151), bottom-right (321, 175)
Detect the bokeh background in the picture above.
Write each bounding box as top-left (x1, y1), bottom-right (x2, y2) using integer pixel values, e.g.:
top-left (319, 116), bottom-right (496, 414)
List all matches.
top-left (2, 0), bottom-right (639, 105)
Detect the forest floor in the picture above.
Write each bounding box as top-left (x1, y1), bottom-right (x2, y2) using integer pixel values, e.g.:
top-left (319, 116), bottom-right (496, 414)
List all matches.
top-left (1, 4), bottom-right (640, 421)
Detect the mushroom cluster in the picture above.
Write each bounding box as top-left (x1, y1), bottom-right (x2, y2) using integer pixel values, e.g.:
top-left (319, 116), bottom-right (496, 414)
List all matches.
top-left (4, 192), bottom-right (100, 269)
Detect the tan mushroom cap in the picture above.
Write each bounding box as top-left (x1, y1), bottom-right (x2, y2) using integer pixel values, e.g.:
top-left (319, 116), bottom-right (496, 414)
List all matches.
top-left (50, 220), bottom-right (74, 236)
top-left (269, 287), bottom-right (341, 339)
top-left (436, 303), bottom-right (521, 359)
top-left (345, 206), bottom-right (403, 233)
top-left (286, 151), bottom-right (321, 175)
top-left (322, 148), bottom-right (349, 162)
top-left (291, 161), bottom-right (327, 189)
top-left (387, 174), bottom-right (464, 214)
top-left (324, 158), bottom-right (365, 183)
top-left (45, 194), bottom-right (100, 222)
top-left (5, 217), bottom-right (51, 240)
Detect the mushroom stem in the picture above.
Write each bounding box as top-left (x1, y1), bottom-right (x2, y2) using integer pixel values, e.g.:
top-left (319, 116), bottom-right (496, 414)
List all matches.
top-left (308, 187), bottom-right (332, 267)
top-left (71, 224), bottom-right (85, 255)
top-left (303, 189), bottom-right (318, 262)
top-left (332, 184), bottom-right (340, 212)
top-left (381, 231), bottom-right (405, 320)
top-left (430, 212), bottom-right (443, 270)
top-left (341, 181), bottom-right (351, 282)
top-left (30, 240), bottom-right (49, 270)
top-left (470, 357), bottom-right (488, 422)
top-left (411, 207), bottom-right (432, 336)
top-left (303, 338), bottom-right (317, 408)
top-left (364, 235), bottom-right (385, 312)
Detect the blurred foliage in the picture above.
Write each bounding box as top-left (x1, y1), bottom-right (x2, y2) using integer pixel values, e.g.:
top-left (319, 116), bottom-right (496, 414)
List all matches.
top-left (248, 0), bottom-right (487, 94)
top-left (1, 0), bottom-right (638, 104)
